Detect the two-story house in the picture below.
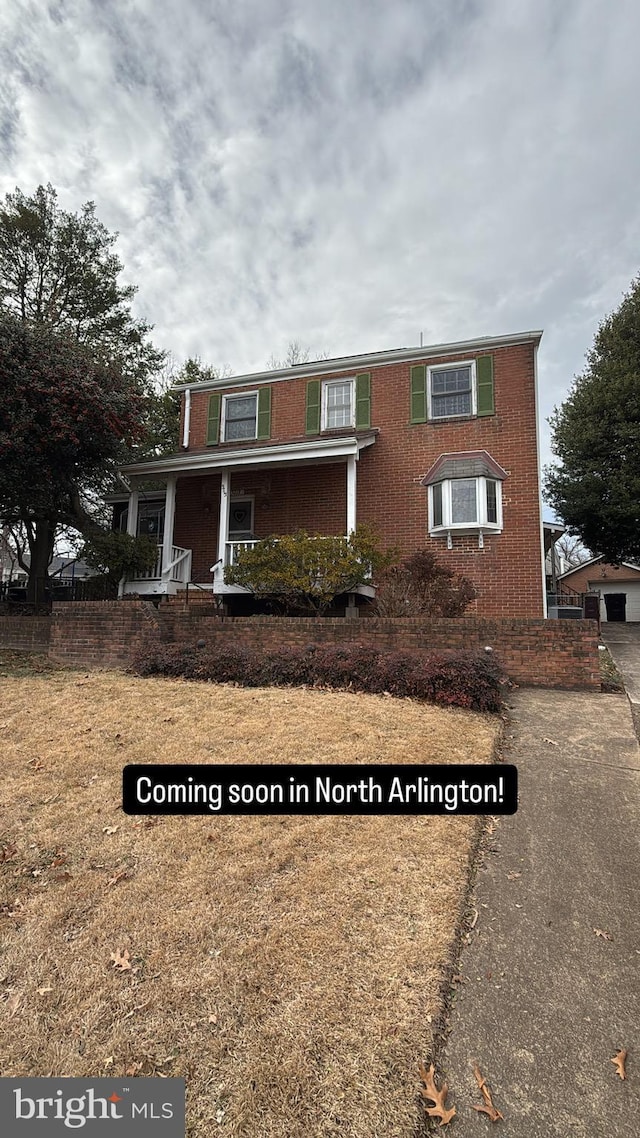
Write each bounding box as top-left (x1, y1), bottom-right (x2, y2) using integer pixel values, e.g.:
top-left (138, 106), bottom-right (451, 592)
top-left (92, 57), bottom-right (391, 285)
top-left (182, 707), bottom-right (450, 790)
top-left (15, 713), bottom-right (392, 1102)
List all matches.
top-left (115, 330), bottom-right (546, 618)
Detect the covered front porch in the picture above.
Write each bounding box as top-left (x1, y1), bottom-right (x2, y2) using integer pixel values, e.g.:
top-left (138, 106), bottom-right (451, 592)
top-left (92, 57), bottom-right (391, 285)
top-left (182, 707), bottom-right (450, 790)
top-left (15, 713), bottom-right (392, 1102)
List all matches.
top-left (117, 433), bottom-right (376, 598)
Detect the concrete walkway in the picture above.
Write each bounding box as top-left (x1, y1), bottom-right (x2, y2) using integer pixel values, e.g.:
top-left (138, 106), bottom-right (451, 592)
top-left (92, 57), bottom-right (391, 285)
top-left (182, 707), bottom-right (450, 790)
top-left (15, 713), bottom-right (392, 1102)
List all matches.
top-left (602, 623), bottom-right (640, 704)
top-left (440, 688), bottom-right (640, 1135)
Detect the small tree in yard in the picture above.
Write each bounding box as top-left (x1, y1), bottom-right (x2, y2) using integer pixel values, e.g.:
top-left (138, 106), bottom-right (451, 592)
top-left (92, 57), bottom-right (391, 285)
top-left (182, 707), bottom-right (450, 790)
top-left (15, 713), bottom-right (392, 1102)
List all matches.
top-left (224, 527), bottom-right (396, 615)
top-left (374, 550), bottom-right (477, 617)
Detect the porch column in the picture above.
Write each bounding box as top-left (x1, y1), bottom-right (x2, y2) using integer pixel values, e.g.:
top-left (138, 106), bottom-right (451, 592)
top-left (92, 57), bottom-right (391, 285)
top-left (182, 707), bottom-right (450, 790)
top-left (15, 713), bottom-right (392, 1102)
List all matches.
top-left (126, 488), bottom-right (139, 537)
top-left (217, 470), bottom-right (231, 568)
top-left (346, 454), bottom-right (357, 534)
top-left (119, 487), bottom-right (139, 597)
top-left (161, 475), bottom-right (177, 580)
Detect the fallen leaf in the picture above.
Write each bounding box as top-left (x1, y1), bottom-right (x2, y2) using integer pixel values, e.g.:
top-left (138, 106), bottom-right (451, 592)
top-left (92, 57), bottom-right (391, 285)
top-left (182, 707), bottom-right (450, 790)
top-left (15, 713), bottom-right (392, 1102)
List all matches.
top-left (594, 928), bottom-right (613, 941)
top-left (103, 826), bottom-right (119, 835)
top-left (6, 991), bottom-right (22, 1016)
top-left (37, 986), bottom-right (53, 996)
top-left (611, 1049), bottom-right (627, 1080)
top-left (418, 1062), bottom-right (456, 1125)
top-left (1, 842), bottom-right (17, 862)
top-left (472, 1063), bottom-right (504, 1122)
top-left (208, 1014), bottom-right (218, 1024)
top-left (107, 868), bottom-right (129, 888)
top-left (51, 854), bottom-right (67, 868)
top-left (110, 948), bottom-right (132, 972)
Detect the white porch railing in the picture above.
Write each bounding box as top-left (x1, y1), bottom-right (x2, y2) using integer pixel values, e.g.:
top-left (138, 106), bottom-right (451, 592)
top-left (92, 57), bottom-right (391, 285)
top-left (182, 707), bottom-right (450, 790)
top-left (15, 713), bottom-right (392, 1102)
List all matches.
top-left (136, 544), bottom-right (192, 583)
top-left (225, 540), bottom-right (259, 566)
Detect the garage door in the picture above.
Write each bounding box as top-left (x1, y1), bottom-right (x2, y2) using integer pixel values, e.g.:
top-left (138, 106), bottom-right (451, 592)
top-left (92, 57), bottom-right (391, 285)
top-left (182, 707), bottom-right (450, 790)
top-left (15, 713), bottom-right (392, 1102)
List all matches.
top-left (589, 581), bottom-right (640, 622)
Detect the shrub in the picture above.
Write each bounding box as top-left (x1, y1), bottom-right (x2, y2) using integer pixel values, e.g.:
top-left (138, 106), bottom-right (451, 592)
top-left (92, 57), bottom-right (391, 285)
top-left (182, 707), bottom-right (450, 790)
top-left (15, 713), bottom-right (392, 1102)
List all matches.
top-left (129, 642), bottom-right (503, 712)
top-left (374, 549), bottom-right (477, 617)
top-left (224, 526), bottom-right (397, 615)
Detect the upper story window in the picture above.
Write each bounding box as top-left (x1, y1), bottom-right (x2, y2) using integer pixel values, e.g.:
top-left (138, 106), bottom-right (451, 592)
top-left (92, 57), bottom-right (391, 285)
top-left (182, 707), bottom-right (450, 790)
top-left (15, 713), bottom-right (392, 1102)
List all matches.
top-left (410, 355), bottom-right (494, 423)
top-left (206, 387), bottom-right (272, 446)
top-left (222, 392), bottom-right (258, 441)
top-left (428, 363), bottom-right (475, 419)
top-left (306, 373), bottom-right (371, 435)
top-left (323, 380), bottom-right (354, 429)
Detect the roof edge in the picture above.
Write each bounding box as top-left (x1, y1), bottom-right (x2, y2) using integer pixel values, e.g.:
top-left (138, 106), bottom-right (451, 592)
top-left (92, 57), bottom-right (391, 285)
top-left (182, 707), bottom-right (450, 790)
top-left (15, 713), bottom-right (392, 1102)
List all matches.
top-left (173, 330), bottom-right (544, 393)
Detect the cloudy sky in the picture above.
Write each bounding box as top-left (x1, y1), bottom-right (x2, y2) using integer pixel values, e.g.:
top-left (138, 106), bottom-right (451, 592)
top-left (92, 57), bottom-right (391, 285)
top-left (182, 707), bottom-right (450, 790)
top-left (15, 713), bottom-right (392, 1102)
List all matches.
top-left (2, 0), bottom-right (640, 505)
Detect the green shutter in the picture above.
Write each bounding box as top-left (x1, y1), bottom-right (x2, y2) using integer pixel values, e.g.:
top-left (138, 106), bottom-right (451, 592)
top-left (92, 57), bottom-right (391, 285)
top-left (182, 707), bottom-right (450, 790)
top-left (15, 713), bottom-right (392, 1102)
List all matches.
top-left (476, 355), bottom-right (495, 416)
top-left (206, 393), bottom-right (221, 445)
top-left (355, 372), bottom-right (371, 429)
top-left (305, 379), bottom-right (321, 435)
top-left (256, 386), bottom-right (271, 439)
top-left (410, 364), bottom-right (427, 423)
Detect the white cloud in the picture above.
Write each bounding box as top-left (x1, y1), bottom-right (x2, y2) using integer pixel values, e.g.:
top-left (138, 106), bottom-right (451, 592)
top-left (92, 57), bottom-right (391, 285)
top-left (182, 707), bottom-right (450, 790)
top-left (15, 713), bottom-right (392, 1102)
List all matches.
top-left (1, 0), bottom-right (640, 498)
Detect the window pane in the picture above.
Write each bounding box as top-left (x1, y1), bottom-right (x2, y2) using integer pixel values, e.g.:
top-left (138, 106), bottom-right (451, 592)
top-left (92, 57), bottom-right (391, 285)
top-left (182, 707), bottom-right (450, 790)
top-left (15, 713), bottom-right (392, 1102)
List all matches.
top-left (486, 479), bottom-right (497, 524)
top-left (451, 479), bottom-right (477, 524)
top-left (430, 366), bottom-right (472, 417)
top-left (432, 482), bottom-right (443, 527)
top-left (224, 394), bottom-right (257, 440)
top-left (137, 503), bottom-right (164, 540)
top-left (326, 382), bottom-right (352, 428)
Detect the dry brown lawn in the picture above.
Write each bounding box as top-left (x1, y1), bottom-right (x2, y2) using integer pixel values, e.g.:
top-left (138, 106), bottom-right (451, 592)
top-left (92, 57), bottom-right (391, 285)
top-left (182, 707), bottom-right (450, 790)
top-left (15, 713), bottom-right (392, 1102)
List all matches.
top-left (0, 667), bottom-right (499, 1137)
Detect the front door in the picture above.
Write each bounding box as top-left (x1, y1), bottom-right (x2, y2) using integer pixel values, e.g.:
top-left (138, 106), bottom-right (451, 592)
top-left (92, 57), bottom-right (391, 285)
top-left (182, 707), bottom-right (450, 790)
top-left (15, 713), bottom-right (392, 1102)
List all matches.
top-left (228, 498), bottom-right (254, 541)
top-left (604, 593), bottom-right (626, 622)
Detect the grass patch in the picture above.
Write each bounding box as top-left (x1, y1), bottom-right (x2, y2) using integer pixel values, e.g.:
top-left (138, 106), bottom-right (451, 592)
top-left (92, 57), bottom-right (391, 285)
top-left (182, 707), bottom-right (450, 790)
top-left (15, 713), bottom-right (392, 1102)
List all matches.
top-left (599, 645), bottom-right (625, 693)
top-left (0, 670), bottom-right (499, 1137)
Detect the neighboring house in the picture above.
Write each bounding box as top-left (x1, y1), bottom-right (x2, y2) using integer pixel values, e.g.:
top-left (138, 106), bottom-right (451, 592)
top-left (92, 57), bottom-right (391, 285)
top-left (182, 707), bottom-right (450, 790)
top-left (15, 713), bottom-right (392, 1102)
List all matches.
top-left (560, 556), bottom-right (640, 622)
top-left (116, 330), bottom-right (546, 618)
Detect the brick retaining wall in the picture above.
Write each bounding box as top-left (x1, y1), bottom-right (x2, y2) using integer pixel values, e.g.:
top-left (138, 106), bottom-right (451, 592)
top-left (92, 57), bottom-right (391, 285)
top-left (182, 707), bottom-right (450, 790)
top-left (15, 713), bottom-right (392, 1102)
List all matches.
top-left (44, 600), bottom-right (601, 690)
top-left (0, 615), bottom-right (51, 652)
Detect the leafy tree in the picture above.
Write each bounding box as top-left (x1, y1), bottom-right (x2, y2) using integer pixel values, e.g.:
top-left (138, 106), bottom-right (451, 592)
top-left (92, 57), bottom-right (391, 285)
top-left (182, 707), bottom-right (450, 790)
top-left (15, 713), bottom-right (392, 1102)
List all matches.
top-left (0, 183), bottom-right (164, 599)
top-left (141, 355), bottom-right (230, 459)
top-left (373, 550), bottom-right (477, 617)
top-left (545, 276), bottom-right (640, 563)
top-left (0, 313), bottom-right (153, 601)
top-left (80, 531), bottom-right (159, 582)
top-left (224, 526), bottom-right (396, 615)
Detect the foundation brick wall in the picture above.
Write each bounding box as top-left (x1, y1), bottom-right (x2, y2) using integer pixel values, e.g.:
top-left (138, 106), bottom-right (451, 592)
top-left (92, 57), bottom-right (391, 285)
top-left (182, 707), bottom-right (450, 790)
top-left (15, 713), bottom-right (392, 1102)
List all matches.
top-left (177, 340), bottom-right (544, 617)
top-left (46, 601), bottom-right (600, 690)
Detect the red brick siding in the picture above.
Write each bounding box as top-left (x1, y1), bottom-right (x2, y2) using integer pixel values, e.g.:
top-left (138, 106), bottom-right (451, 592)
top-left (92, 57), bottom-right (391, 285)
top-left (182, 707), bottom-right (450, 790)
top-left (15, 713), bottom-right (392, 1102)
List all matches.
top-left (47, 602), bottom-right (599, 689)
top-left (0, 615), bottom-right (51, 652)
top-left (179, 343), bottom-right (544, 617)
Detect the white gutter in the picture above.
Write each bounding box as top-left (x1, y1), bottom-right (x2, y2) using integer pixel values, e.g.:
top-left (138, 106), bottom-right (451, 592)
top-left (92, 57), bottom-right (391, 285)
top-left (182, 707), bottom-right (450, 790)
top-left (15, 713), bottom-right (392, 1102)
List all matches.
top-left (174, 330), bottom-right (544, 393)
top-left (182, 387), bottom-right (191, 449)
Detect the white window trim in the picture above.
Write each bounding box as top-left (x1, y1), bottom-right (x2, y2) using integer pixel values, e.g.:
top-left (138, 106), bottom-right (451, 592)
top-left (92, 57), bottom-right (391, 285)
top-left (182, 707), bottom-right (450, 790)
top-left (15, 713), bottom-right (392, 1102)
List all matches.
top-left (221, 390), bottom-right (259, 443)
top-left (428, 476), bottom-right (503, 535)
top-left (427, 359), bottom-right (477, 421)
top-left (321, 377), bottom-right (355, 431)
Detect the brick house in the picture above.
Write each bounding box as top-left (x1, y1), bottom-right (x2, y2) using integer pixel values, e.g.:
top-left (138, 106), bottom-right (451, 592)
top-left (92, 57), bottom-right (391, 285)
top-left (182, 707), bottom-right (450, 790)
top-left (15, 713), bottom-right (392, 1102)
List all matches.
top-left (115, 330), bottom-right (546, 618)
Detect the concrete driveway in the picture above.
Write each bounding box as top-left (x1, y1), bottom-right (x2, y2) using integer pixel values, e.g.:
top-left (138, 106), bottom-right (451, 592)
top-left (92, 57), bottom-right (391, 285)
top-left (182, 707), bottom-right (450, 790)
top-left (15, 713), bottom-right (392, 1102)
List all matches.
top-left (601, 623), bottom-right (640, 704)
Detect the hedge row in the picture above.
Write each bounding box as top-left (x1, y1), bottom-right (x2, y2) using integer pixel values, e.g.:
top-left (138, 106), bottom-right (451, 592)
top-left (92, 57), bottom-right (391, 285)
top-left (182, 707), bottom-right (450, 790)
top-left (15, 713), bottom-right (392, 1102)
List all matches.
top-left (130, 642), bottom-right (504, 712)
